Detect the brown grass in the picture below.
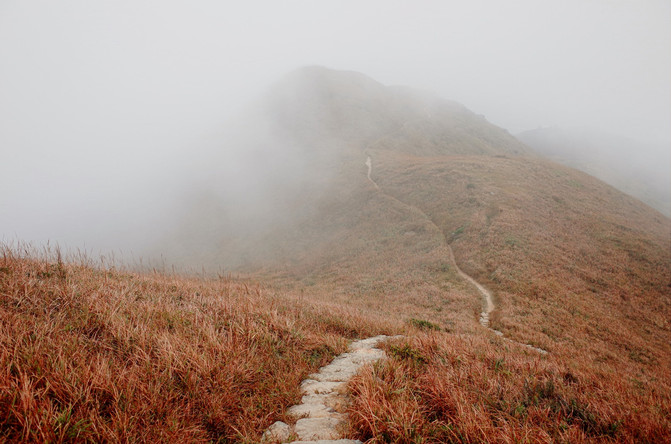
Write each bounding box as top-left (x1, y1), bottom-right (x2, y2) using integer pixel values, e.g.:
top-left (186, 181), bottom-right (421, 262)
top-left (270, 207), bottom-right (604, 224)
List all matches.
top-left (326, 149), bottom-right (670, 443)
top-left (347, 333), bottom-right (671, 443)
top-left (0, 246), bottom-right (398, 442)
top-left (373, 151), bottom-right (671, 367)
top-left (235, 149), bottom-right (671, 442)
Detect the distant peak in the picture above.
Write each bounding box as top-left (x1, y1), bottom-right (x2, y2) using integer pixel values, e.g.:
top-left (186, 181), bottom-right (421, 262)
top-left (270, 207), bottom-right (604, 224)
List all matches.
top-left (276, 65), bottom-right (384, 90)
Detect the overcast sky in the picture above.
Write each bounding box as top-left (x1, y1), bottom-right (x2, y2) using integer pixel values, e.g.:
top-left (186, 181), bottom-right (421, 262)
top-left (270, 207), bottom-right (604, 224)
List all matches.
top-left (1, 0), bottom-right (669, 255)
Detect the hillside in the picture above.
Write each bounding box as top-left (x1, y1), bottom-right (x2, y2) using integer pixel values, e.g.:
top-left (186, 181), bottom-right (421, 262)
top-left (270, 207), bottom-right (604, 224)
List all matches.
top-left (6, 248), bottom-right (669, 442)
top-left (264, 66), bottom-right (530, 156)
top-left (2, 67), bottom-right (670, 442)
top-left (162, 65), bottom-right (671, 367)
top-left (371, 150), bottom-right (670, 369)
top-left (165, 68), bottom-right (670, 349)
top-left (156, 67), bottom-right (671, 440)
top-left (0, 247), bottom-right (401, 442)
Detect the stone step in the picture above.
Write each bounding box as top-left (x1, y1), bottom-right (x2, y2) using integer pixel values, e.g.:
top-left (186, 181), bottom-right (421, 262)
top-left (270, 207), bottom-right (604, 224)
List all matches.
top-left (261, 335), bottom-right (401, 443)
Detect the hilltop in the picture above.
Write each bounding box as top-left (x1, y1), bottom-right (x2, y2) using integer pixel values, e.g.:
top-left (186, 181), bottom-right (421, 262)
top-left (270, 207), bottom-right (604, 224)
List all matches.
top-left (264, 66), bottom-right (530, 156)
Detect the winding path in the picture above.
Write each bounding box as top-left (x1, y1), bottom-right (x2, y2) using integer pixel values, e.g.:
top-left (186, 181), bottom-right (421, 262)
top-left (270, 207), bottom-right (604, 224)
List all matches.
top-left (445, 244), bottom-right (500, 334)
top-left (365, 156), bottom-right (378, 189)
top-left (365, 153), bottom-right (547, 354)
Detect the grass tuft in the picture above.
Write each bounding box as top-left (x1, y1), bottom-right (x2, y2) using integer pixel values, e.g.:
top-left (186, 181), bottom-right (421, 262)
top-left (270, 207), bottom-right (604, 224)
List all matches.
top-left (408, 318), bottom-right (441, 331)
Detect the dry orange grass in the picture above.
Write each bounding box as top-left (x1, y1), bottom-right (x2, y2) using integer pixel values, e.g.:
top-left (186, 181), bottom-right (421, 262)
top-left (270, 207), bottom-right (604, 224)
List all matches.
top-left (237, 150), bottom-right (671, 443)
top-left (325, 150), bottom-right (671, 443)
top-left (0, 246), bottom-right (398, 442)
top-left (347, 333), bottom-right (671, 443)
top-left (374, 152), bottom-right (670, 366)
top-left (244, 149), bottom-right (670, 443)
top-left (250, 155), bottom-right (487, 336)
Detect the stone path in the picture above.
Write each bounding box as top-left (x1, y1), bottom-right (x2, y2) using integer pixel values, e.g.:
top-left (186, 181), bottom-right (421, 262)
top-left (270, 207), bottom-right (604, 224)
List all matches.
top-left (262, 335), bottom-right (400, 443)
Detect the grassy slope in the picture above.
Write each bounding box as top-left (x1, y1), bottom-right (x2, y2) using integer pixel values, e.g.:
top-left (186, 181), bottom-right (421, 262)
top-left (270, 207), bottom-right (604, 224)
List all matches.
top-left (3, 244), bottom-right (668, 443)
top-left (253, 154), bottom-right (485, 336)
top-left (248, 148), bottom-right (671, 442)
top-left (347, 332), bottom-right (670, 443)
top-left (336, 149), bottom-right (670, 443)
top-left (3, 150), bottom-right (670, 442)
top-left (242, 69), bottom-right (671, 441)
top-left (160, 66), bottom-right (530, 271)
top-left (0, 248), bottom-right (400, 442)
top-left (373, 151), bottom-right (671, 365)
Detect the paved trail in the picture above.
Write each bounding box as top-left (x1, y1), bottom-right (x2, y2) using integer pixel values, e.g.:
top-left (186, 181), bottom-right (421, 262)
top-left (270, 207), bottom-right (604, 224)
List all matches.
top-left (262, 335), bottom-right (401, 443)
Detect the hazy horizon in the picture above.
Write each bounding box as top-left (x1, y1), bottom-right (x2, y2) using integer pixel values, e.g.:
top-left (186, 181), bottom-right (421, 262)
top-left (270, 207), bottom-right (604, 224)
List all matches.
top-left (1, 0), bottom-right (669, 257)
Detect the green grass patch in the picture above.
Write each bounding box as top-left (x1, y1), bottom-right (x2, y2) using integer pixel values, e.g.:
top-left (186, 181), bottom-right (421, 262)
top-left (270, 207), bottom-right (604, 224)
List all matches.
top-left (408, 318), bottom-right (441, 331)
top-left (389, 343), bottom-right (427, 365)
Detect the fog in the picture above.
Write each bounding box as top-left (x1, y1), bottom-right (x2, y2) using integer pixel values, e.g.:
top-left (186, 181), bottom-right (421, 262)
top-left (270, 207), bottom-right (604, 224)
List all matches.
top-left (1, 0), bottom-right (669, 261)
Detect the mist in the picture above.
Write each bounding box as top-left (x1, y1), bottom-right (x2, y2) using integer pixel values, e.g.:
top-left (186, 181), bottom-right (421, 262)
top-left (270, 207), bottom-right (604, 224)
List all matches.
top-left (1, 0), bottom-right (669, 263)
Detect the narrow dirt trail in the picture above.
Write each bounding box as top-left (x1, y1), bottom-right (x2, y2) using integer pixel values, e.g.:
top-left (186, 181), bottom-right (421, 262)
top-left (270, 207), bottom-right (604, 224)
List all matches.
top-left (365, 156), bottom-right (378, 189)
top-left (365, 153), bottom-right (547, 354)
top-left (445, 244), bottom-right (500, 334)
top-left (262, 335), bottom-right (401, 443)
